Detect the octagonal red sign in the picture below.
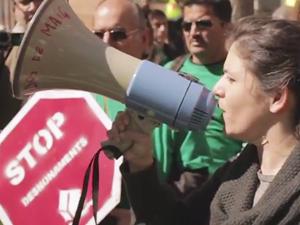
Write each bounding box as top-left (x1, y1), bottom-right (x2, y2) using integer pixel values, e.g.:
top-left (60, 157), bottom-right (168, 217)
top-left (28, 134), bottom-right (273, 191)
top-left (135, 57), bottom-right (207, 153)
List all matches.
top-left (0, 90), bottom-right (122, 225)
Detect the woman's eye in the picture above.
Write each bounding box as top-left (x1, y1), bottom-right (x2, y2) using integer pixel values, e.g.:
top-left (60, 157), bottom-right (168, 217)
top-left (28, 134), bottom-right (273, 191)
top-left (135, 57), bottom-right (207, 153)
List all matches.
top-left (225, 74), bottom-right (235, 83)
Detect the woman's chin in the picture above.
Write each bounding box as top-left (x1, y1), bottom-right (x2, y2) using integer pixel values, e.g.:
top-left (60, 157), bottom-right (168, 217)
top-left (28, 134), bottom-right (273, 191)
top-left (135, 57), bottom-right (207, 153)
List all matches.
top-left (224, 128), bottom-right (240, 140)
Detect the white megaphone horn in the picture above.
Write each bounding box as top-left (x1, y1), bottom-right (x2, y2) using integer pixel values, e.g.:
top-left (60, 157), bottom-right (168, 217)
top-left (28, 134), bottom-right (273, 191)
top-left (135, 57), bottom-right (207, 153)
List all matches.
top-left (11, 0), bottom-right (216, 157)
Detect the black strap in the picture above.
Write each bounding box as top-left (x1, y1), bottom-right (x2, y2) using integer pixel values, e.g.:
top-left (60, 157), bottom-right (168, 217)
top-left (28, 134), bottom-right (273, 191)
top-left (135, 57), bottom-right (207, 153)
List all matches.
top-left (72, 148), bottom-right (104, 225)
top-left (0, 50), bottom-right (5, 75)
top-left (72, 144), bottom-right (122, 225)
top-left (170, 54), bottom-right (189, 72)
top-left (92, 150), bottom-right (100, 224)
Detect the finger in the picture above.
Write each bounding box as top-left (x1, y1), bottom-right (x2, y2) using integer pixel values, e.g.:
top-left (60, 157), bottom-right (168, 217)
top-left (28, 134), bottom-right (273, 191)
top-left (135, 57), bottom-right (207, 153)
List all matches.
top-left (114, 111), bottom-right (130, 132)
top-left (116, 111), bottom-right (130, 124)
top-left (119, 130), bottom-right (151, 145)
top-left (108, 112), bottom-right (128, 139)
top-left (106, 130), bottom-right (121, 143)
top-left (103, 149), bottom-right (116, 160)
top-left (120, 129), bottom-right (149, 139)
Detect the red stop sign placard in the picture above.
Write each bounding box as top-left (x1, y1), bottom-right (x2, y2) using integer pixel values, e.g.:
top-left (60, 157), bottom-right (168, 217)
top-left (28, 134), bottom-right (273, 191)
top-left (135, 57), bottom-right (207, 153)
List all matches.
top-left (0, 90), bottom-right (122, 225)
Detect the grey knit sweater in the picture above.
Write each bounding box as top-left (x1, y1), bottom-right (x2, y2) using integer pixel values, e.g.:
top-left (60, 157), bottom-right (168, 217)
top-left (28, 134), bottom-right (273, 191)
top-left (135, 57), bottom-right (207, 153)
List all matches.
top-left (122, 144), bottom-right (300, 225)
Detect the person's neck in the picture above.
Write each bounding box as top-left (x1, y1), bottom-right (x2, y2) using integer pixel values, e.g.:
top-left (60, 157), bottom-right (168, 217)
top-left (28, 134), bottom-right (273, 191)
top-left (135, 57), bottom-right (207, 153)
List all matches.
top-left (12, 22), bottom-right (27, 33)
top-left (154, 40), bottom-right (167, 48)
top-left (191, 52), bottom-right (226, 65)
top-left (256, 122), bottom-right (298, 176)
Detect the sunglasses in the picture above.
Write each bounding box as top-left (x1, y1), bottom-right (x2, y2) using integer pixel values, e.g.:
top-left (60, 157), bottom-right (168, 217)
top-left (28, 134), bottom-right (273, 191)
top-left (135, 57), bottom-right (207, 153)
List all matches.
top-left (93, 27), bottom-right (139, 42)
top-left (181, 20), bottom-right (213, 32)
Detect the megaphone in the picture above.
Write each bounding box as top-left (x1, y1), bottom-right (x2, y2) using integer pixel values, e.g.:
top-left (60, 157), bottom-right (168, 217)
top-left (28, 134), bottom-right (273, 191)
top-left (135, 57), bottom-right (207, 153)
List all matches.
top-left (11, 0), bottom-right (216, 155)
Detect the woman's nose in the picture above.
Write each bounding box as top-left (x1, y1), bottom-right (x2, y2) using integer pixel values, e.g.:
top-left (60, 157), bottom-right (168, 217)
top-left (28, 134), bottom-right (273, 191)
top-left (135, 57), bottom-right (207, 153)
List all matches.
top-left (213, 79), bottom-right (225, 98)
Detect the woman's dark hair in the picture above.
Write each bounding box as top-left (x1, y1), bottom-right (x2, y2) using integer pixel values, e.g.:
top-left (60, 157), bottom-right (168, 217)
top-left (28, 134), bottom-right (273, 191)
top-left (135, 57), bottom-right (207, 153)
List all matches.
top-left (227, 16), bottom-right (300, 138)
top-left (183, 0), bottom-right (232, 23)
top-left (148, 9), bottom-right (167, 21)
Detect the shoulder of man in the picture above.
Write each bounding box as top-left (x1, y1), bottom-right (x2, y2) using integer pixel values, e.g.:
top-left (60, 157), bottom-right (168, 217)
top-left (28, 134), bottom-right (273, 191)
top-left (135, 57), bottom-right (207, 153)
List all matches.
top-left (164, 54), bottom-right (190, 72)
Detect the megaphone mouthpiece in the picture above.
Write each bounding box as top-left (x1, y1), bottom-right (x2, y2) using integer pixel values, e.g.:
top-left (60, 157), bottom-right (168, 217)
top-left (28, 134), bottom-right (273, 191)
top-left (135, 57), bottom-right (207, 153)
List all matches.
top-left (127, 60), bottom-right (215, 130)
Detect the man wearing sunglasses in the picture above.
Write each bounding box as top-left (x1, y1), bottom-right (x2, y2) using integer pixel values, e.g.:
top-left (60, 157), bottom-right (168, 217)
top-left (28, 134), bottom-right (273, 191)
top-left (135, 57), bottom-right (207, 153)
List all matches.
top-left (93, 0), bottom-right (151, 137)
top-left (92, 0), bottom-right (151, 224)
top-left (93, 0), bottom-right (150, 61)
top-left (152, 0), bottom-right (242, 198)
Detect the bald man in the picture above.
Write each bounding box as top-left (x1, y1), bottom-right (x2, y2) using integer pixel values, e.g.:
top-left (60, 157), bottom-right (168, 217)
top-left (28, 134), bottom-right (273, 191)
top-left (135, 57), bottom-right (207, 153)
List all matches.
top-left (92, 1), bottom-right (151, 224)
top-left (93, 0), bottom-right (151, 120)
top-left (93, 0), bottom-right (150, 59)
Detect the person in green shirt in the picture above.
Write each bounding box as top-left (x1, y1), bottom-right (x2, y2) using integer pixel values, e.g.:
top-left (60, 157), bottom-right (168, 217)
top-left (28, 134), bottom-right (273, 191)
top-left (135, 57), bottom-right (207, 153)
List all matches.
top-left (152, 0), bottom-right (242, 196)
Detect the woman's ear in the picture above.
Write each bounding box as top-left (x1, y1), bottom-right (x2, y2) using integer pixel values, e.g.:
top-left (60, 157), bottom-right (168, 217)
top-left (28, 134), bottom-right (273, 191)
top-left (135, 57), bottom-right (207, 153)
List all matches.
top-left (269, 87), bottom-right (289, 113)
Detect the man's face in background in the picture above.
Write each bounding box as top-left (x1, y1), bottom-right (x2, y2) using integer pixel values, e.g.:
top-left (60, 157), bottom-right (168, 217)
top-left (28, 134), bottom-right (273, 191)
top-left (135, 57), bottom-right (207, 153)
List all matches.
top-left (182, 3), bottom-right (229, 63)
top-left (14, 0), bottom-right (43, 23)
top-left (93, 1), bottom-right (149, 59)
top-left (148, 15), bottom-right (168, 45)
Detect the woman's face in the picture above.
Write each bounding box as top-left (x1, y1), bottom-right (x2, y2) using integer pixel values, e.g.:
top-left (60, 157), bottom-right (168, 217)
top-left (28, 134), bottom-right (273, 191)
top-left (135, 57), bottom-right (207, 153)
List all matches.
top-left (214, 43), bottom-right (272, 143)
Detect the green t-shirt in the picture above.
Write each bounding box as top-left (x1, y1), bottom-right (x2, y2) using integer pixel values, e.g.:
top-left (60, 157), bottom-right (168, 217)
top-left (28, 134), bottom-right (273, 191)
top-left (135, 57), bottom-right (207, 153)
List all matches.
top-left (152, 57), bottom-right (242, 180)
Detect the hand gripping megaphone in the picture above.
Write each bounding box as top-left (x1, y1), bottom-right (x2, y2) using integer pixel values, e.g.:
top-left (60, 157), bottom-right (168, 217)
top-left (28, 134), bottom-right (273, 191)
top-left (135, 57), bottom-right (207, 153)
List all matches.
top-left (11, 0), bottom-right (216, 157)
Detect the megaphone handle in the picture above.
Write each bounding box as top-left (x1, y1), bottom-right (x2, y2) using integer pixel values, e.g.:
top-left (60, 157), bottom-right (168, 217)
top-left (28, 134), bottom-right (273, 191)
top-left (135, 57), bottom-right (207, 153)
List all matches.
top-left (101, 109), bottom-right (159, 159)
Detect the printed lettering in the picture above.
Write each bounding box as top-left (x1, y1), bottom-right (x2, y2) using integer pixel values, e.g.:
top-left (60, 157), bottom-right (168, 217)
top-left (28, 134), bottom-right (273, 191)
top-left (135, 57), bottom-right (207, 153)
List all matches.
top-left (41, 22), bottom-right (56, 37)
top-left (21, 137), bottom-right (88, 206)
top-left (49, 16), bottom-right (62, 26)
top-left (33, 129), bottom-right (53, 155)
top-left (40, 6), bottom-right (71, 37)
top-left (5, 160), bottom-right (25, 186)
top-left (32, 56), bottom-right (40, 62)
top-left (24, 71), bottom-right (38, 92)
top-left (57, 6), bottom-right (71, 19)
top-left (5, 113), bottom-right (66, 186)
top-left (17, 143), bottom-right (37, 168)
top-left (32, 46), bottom-right (44, 61)
top-left (47, 112), bottom-right (64, 139)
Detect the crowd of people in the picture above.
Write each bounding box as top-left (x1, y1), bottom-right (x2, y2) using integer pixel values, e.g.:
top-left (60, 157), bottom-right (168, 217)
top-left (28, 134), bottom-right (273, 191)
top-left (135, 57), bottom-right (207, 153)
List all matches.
top-left (1, 0), bottom-right (300, 225)
top-left (0, 0), bottom-right (43, 130)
